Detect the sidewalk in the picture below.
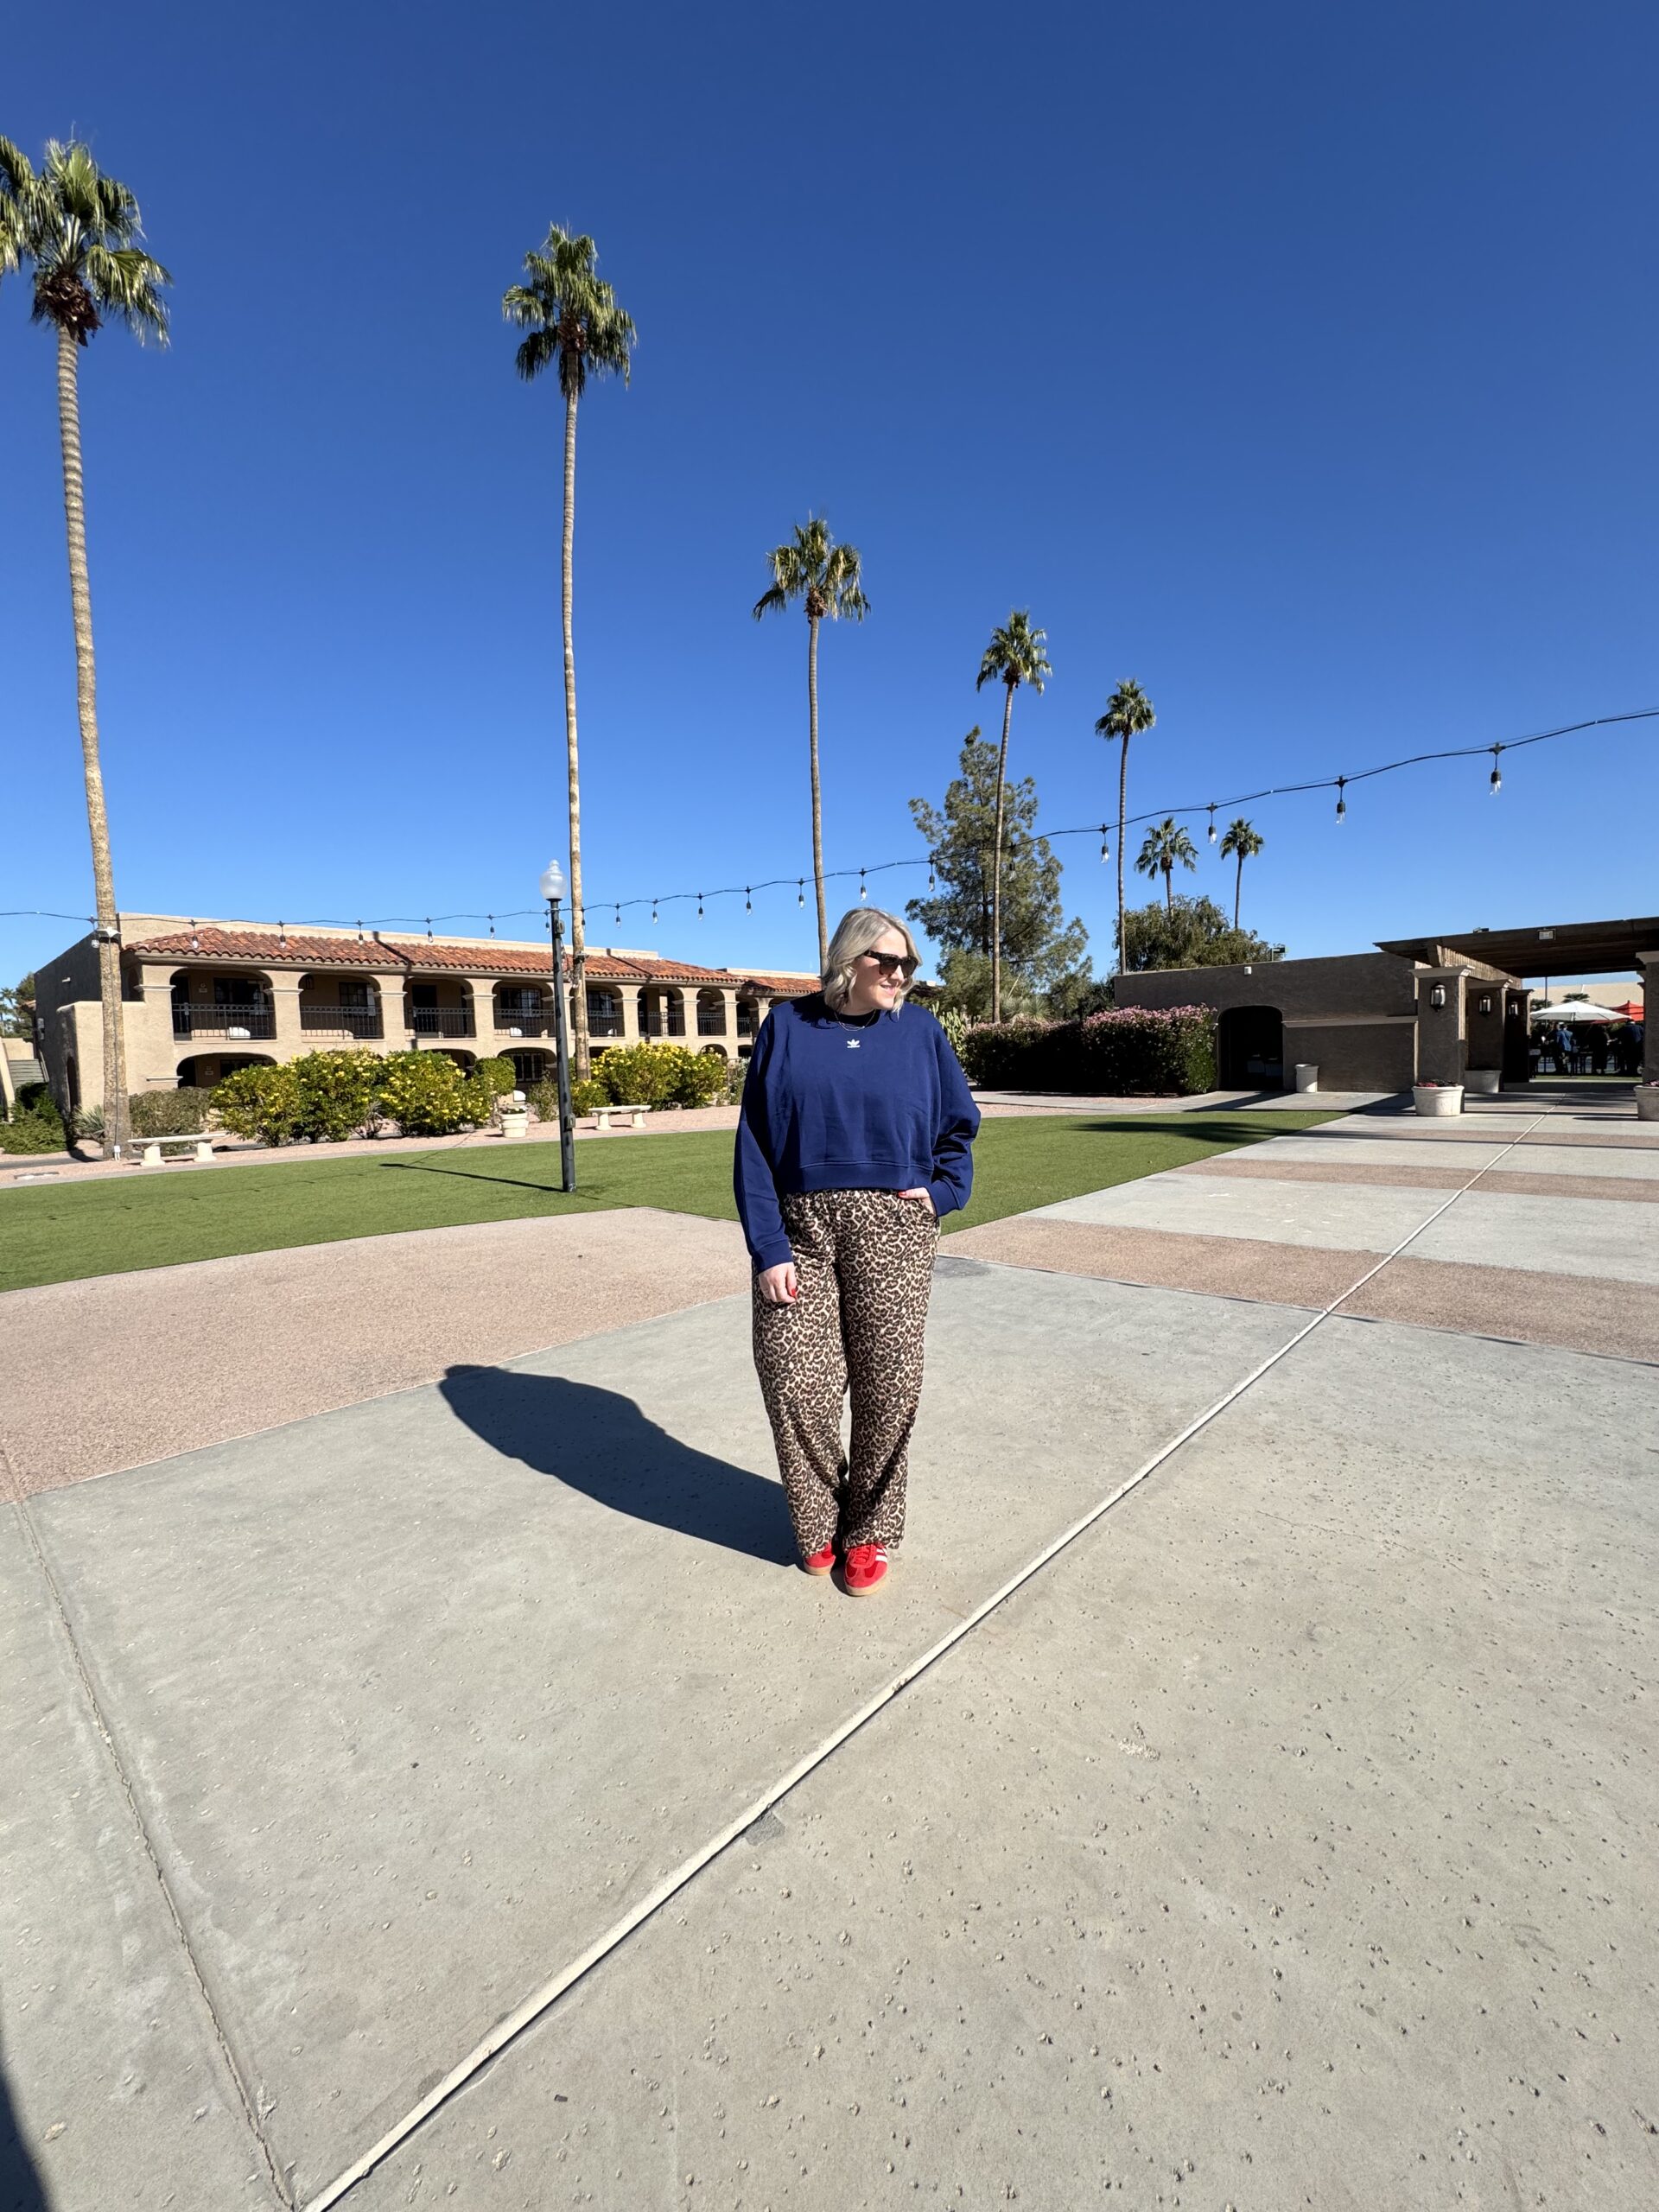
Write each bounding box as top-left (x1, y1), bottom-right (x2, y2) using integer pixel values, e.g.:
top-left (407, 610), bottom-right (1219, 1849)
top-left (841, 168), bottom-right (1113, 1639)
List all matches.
top-left (3, 1096), bottom-right (1655, 2209)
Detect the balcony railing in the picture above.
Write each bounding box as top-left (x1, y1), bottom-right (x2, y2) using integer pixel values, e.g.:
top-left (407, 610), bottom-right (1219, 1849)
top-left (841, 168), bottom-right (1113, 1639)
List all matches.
top-left (588, 1014), bottom-right (625, 1038)
top-left (495, 1008), bottom-right (555, 1036)
top-left (642, 1015), bottom-right (686, 1038)
top-left (409, 1007), bottom-right (475, 1038)
top-left (300, 1003), bottom-right (384, 1039)
top-left (696, 1012), bottom-right (728, 1036)
top-left (173, 1004), bottom-right (276, 1040)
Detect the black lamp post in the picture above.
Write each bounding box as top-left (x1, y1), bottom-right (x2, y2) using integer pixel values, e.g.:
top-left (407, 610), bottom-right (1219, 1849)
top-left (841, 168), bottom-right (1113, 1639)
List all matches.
top-left (540, 858), bottom-right (577, 1194)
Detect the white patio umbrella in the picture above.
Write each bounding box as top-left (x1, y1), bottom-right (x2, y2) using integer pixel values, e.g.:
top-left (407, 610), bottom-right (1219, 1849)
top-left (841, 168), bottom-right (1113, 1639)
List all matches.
top-left (1530, 1001), bottom-right (1624, 1023)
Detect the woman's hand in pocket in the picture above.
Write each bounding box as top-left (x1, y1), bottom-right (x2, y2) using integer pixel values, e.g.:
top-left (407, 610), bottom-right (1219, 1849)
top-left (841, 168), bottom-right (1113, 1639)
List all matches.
top-left (757, 1262), bottom-right (799, 1305)
top-left (896, 1186), bottom-right (936, 1214)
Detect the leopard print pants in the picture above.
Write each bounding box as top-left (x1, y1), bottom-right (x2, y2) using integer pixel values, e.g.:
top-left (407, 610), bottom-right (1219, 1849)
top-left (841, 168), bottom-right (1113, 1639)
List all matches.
top-left (752, 1187), bottom-right (939, 1560)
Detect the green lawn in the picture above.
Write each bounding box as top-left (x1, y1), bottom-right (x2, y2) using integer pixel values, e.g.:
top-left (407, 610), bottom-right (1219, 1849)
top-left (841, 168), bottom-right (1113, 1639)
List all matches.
top-left (0, 1110), bottom-right (1339, 1294)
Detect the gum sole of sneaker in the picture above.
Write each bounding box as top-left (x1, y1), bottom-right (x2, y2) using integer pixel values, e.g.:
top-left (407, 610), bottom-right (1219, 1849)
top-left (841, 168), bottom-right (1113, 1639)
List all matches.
top-left (803, 1561), bottom-right (834, 1576)
top-left (842, 1575), bottom-right (887, 1598)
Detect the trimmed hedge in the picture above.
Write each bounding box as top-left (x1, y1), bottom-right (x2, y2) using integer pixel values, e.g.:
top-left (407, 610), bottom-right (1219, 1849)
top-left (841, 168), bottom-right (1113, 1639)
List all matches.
top-left (958, 1005), bottom-right (1217, 1096)
top-left (130, 1089), bottom-right (209, 1138)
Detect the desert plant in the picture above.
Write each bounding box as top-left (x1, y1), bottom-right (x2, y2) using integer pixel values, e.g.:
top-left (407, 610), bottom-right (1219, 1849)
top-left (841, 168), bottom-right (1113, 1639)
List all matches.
top-left (289, 1050), bottom-right (384, 1142)
top-left (375, 1052), bottom-right (478, 1137)
top-left (1, 1088), bottom-right (67, 1153)
top-left (569, 1077), bottom-right (608, 1116)
top-left (667, 1052), bottom-right (729, 1108)
top-left (128, 1088), bottom-right (207, 1138)
top-left (211, 1064), bottom-right (303, 1146)
top-left (592, 1039), bottom-right (697, 1107)
top-left (930, 1004), bottom-right (971, 1058)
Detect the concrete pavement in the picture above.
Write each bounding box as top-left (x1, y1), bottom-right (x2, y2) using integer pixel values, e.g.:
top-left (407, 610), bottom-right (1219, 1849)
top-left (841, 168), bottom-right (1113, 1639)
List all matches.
top-left (3, 1094), bottom-right (1656, 2209)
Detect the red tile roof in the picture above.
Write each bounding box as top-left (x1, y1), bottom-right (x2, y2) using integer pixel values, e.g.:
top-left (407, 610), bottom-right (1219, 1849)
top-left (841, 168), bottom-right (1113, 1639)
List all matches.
top-left (126, 926), bottom-right (816, 997)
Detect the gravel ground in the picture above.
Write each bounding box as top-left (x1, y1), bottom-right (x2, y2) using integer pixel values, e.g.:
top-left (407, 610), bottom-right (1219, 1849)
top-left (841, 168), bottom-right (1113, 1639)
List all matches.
top-left (0, 1207), bottom-right (751, 1499)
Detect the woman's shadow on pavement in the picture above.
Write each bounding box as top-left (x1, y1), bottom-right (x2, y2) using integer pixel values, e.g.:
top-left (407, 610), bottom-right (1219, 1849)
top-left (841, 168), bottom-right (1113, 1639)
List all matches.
top-left (440, 1363), bottom-right (795, 1567)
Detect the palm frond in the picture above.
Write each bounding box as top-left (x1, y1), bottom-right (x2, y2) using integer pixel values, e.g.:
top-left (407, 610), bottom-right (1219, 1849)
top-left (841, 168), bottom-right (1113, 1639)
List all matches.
top-left (977, 608), bottom-right (1050, 693)
top-left (504, 223), bottom-right (636, 397)
top-left (753, 513), bottom-right (868, 621)
top-left (1095, 678), bottom-right (1156, 741)
top-left (5, 140), bottom-right (170, 343)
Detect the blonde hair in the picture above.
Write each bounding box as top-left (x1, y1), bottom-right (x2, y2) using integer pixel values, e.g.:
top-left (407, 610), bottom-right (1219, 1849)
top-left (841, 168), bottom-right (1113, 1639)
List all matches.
top-left (822, 906), bottom-right (920, 1012)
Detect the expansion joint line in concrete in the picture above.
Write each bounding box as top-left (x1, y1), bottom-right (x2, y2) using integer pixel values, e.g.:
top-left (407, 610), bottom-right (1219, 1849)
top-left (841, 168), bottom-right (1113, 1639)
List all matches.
top-left (304, 1106), bottom-right (1560, 2212)
top-left (4, 1483), bottom-right (296, 2211)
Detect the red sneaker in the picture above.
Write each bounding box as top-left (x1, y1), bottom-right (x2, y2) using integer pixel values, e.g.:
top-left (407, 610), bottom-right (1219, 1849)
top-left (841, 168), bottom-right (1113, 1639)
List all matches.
top-left (842, 1543), bottom-right (889, 1597)
top-left (802, 1541), bottom-right (836, 1577)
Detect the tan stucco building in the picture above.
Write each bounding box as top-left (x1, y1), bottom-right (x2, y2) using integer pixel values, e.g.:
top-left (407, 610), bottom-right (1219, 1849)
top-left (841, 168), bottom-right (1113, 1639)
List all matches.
top-left (34, 913), bottom-right (818, 1110)
top-left (1113, 915), bottom-right (1657, 1091)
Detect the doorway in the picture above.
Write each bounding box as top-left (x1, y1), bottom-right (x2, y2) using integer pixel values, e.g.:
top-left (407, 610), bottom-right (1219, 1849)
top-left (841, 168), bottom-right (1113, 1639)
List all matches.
top-left (1217, 1005), bottom-right (1285, 1089)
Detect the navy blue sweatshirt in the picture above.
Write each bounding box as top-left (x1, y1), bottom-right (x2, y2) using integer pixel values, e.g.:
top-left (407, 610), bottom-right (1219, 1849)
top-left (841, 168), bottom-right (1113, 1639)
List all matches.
top-left (734, 995), bottom-right (982, 1270)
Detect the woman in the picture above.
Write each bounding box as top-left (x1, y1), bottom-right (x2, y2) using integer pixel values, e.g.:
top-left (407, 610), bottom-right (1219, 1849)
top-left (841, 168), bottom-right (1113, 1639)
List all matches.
top-left (734, 907), bottom-right (981, 1595)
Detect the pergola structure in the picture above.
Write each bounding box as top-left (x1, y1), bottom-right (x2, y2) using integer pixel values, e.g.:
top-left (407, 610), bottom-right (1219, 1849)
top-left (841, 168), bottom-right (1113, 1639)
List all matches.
top-left (1376, 915), bottom-right (1656, 1085)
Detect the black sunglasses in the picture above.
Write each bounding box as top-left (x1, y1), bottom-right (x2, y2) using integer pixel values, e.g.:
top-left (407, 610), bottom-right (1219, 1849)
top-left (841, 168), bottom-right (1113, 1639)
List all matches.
top-left (860, 951), bottom-right (917, 977)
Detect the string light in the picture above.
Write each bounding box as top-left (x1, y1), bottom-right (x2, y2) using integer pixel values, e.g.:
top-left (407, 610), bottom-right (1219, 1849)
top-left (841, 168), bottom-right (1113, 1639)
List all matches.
top-left (859, 868), bottom-right (868, 900)
top-left (188, 705), bottom-right (1649, 950)
top-left (1099, 826), bottom-right (1109, 862)
top-left (1207, 804), bottom-right (1217, 844)
top-left (277, 919), bottom-right (289, 949)
top-left (697, 891), bottom-right (704, 918)
top-left (487, 914), bottom-right (495, 936)
top-left (745, 886), bottom-right (752, 912)
top-left (425, 917), bottom-right (433, 938)
top-left (356, 919), bottom-right (364, 943)
top-left (189, 920), bottom-right (200, 951)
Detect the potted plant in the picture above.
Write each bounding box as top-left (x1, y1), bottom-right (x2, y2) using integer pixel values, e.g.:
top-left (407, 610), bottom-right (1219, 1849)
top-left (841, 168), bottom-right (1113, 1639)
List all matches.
top-left (1412, 1078), bottom-right (1464, 1118)
top-left (1637, 1081), bottom-right (1659, 1123)
top-left (498, 1090), bottom-right (531, 1141)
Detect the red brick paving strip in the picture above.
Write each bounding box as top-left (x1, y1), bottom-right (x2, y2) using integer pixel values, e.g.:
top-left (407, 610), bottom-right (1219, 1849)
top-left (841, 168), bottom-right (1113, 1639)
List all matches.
top-left (1336, 1256), bottom-right (1659, 1363)
top-left (949, 1218), bottom-right (1659, 1362)
top-left (1179, 1155), bottom-right (1659, 1204)
top-left (0, 1209), bottom-right (750, 1502)
top-left (948, 1218), bottom-right (1373, 1309)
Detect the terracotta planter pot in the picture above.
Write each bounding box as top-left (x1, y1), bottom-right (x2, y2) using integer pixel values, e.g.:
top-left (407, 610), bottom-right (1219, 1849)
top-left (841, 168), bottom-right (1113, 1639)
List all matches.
top-left (1413, 1084), bottom-right (1463, 1118)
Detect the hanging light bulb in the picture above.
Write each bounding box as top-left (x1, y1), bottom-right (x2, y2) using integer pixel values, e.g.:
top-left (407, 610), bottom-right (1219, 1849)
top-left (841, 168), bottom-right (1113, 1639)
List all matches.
top-left (652, 899), bottom-right (658, 926)
top-left (798, 880), bottom-right (805, 907)
top-left (425, 917), bottom-right (433, 939)
top-left (745, 886), bottom-right (752, 912)
top-left (1207, 804), bottom-right (1217, 845)
top-left (487, 914), bottom-right (495, 937)
top-left (189, 920), bottom-right (200, 951)
top-left (1335, 777), bottom-right (1347, 823)
top-left (1099, 825), bottom-right (1109, 863)
top-left (278, 919), bottom-right (289, 950)
top-left (355, 918), bottom-right (364, 943)
top-left (927, 855), bottom-right (937, 893)
top-left (697, 892), bottom-right (704, 918)
top-left (859, 869), bottom-right (868, 901)
top-left (1490, 745), bottom-right (1503, 794)
top-left (614, 902), bottom-right (621, 926)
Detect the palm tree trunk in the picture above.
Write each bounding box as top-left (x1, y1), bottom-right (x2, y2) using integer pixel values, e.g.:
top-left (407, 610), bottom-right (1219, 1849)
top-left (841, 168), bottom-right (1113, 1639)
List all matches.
top-left (1164, 863), bottom-right (1173, 916)
top-left (807, 613), bottom-right (828, 970)
top-left (561, 388), bottom-right (590, 1080)
top-left (990, 683), bottom-right (1014, 1022)
top-left (54, 326), bottom-right (128, 1160)
top-left (1234, 854), bottom-right (1243, 930)
top-left (1115, 737), bottom-right (1129, 977)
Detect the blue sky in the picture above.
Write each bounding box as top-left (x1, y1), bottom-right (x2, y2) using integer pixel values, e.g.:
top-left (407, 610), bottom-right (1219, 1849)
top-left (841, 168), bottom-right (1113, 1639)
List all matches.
top-left (3, 0), bottom-right (1655, 992)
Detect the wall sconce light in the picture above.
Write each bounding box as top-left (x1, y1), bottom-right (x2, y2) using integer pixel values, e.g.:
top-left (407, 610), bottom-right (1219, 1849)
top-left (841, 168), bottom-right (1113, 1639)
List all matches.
top-left (1478, 993), bottom-right (1493, 1016)
top-left (1430, 984), bottom-right (1446, 1009)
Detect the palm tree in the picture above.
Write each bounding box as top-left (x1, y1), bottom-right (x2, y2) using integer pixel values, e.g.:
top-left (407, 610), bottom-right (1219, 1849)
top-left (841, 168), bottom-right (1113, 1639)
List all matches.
top-left (1135, 818), bottom-right (1198, 915)
top-left (1, 140), bottom-right (169, 1160)
top-left (1219, 817), bottom-right (1264, 929)
top-left (504, 226), bottom-right (635, 1079)
top-left (1095, 680), bottom-right (1155, 976)
top-left (753, 518), bottom-right (868, 969)
top-left (975, 612), bottom-right (1051, 1022)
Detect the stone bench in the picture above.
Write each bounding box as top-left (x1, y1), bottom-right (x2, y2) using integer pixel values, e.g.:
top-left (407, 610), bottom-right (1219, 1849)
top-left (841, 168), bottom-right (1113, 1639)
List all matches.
top-left (136, 1133), bottom-right (215, 1166)
top-left (592, 1104), bottom-right (652, 1132)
